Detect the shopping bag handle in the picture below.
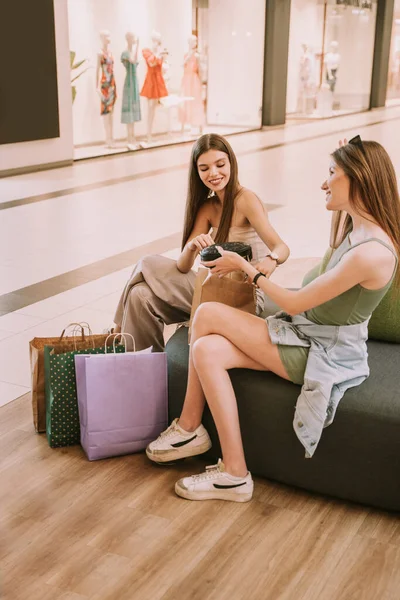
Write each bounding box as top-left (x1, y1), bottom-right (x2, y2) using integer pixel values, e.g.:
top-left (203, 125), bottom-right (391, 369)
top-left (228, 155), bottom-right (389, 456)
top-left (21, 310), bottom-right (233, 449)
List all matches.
top-left (69, 322), bottom-right (96, 350)
top-left (59, 322), bottom-right (96, 350)
top-left (59, 322), bottom-right (86, 342)
top-left (76, 322), bottom-right (94, 336)
top-left (105, 332), bottom-right (136, 353)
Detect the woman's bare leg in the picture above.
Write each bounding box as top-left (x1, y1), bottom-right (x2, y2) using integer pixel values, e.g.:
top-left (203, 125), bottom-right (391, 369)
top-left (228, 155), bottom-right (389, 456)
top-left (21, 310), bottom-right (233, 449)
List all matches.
top-left (188, 302), bottom-right (290, 476)
top-left (179, 301), bottom-right (288, 432)
top-left (178, 302), bottom-right (267, 431)
top-left (177, 343), bottom-right (207, 431)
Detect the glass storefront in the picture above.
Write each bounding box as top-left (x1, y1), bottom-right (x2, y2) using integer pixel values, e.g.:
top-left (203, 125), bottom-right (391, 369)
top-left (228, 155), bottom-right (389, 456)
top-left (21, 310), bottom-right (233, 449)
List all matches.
top-left (286, 0), bottom-right (377, 120)
top-left (67, 0), bottom-right (266, 160)
top-left (387, 0), bottom-right (400, 105)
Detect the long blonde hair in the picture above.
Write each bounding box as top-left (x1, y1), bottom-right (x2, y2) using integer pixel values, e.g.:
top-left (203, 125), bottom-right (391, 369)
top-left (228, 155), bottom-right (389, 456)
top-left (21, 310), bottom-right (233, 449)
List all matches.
top-left (330, 140), bottom-right (400, 284)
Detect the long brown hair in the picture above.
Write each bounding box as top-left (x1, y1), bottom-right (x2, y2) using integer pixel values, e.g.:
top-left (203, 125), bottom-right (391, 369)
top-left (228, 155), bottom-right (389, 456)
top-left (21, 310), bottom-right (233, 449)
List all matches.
top-left (181, 133), bottom-right (240, 250)
top-left (330, 140), bottom-right (400, 284)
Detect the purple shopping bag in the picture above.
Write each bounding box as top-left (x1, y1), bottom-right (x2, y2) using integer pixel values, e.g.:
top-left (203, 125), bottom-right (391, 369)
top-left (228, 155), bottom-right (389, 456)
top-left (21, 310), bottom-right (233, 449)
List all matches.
top-left (74, 340), bottom-right (168, 460)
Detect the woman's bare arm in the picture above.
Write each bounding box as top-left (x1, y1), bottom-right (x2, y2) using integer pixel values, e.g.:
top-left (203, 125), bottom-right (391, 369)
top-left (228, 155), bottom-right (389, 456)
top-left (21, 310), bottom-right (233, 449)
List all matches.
top-left (236, 191), bottom-right (290, 265)
top-left (176, 204), bottom-right (213, 273)
top-left (207, 242), bottom-right (396, 316)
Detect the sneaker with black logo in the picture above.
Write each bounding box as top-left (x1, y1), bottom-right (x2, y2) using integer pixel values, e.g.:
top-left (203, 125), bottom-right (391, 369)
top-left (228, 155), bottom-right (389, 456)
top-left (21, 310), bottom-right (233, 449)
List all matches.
top-left (146, 418), bottom-right (212, 463)
top-left (175, 459), bottom-right (253, 502)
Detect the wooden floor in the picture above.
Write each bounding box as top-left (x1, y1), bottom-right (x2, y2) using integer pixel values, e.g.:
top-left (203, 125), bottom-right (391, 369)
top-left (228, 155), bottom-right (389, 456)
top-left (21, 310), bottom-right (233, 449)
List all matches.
top-left (1, 393), bottom-right (400, 600)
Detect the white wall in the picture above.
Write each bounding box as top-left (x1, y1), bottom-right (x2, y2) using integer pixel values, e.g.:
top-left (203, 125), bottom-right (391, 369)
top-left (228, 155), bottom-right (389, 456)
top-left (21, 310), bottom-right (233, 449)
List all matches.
top-left (68, 0), bottom-right (192, 146)
top-left (0, 0), bottom-right (73, 173)
top-left (206, 0), bottom-right (265, 127)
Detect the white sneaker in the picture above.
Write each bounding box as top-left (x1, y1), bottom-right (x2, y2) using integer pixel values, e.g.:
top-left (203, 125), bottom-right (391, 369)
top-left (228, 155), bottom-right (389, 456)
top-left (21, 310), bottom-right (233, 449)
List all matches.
top-left (175, 459), bottom-right (253, 502)
top-left (146, 418), bottom-right (212, 463)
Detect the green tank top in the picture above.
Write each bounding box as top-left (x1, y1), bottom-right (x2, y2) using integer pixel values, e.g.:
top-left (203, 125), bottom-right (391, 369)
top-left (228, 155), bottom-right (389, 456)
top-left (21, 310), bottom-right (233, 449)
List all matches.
top-left (303, 234), bottom-right (398, 326)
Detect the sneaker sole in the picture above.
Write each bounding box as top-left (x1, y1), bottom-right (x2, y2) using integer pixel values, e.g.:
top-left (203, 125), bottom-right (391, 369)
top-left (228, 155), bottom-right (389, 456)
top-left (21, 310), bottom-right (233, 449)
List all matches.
top-left (174, 483), bottom-right (253, 503)
top-left (146, 439), bottom-right (212, 464)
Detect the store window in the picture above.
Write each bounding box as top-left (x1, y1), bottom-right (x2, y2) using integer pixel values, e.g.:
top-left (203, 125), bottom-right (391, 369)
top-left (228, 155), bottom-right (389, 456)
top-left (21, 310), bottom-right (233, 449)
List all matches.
top-left (387, 0), bottom-right (400, 106)
top-left (67, 0), bottom-right (266, 160)
top-left (286, 0), bottom-right (377, 120)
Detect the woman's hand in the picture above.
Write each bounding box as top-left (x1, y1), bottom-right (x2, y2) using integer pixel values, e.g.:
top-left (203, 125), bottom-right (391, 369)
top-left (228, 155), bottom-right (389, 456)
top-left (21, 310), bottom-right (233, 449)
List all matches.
top-left (202, 246), bottom-right (246, 276)
top-left (338, 138), bottom-right (348, 147)
top-left (186, 233), bottom-right (215, 253)
top-left (255, 256), bottom-right (277, 278)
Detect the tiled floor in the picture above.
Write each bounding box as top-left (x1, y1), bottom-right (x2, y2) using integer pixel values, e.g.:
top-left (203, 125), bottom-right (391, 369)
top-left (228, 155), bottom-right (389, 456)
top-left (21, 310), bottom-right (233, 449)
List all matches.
top-left (2, 105), bottom-right (400, 407)
top-left (73, 123), bottom-right (251, 160)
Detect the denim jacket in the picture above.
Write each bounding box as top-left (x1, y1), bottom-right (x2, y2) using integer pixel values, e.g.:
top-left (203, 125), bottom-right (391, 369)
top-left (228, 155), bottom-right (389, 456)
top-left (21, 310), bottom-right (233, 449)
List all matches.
top-left (267, 312), bottom-right (370, 458)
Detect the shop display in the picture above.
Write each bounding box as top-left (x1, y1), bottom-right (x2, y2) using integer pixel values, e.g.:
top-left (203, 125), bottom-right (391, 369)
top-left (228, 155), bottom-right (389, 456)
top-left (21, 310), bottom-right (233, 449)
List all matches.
top-left (121, 31), bottom-right (141, 150)
top-left (96, 30), bottom-right (117, 148)
top-left (297, 42), bottom-right (316, 115)
top-left (324, 40), bottom-right (340, 94)
top-left (286, 0), bottom-right (377, 120)
top-left (70, 51), bottom-right (89, 104)
top-left (179, 35), bottom-right (205, 132)
top-left (67, 0), bottom-right (265, 160)
top-left (388, 46), bottom-right (400, 98)
top-left (140, 31), bottom-right (169, 143)
top-left (386, 0), bottom-right (400, 104)
top-left (316, 82), bottom-right (334, 117)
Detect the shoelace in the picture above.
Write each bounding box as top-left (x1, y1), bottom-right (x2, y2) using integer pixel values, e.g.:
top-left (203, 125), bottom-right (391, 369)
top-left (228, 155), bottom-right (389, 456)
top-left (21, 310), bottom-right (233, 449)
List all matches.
top-left (192, 463), bottom-right (222, 482)
top-left (158, 423), bottom-right (178, 440)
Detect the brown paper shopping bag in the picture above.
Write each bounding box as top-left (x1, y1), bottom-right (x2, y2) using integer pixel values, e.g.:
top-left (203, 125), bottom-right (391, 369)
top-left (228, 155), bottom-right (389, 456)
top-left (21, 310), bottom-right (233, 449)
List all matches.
top-left (29, 323), bottom-right (113, 433)
top-left (188, 267), bottom-right (256, 341)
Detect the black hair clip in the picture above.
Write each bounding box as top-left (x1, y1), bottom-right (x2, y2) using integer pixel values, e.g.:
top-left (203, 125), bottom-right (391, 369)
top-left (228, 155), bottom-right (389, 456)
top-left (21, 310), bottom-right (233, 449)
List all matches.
top-left (348, 135), bottom-right (365, 152)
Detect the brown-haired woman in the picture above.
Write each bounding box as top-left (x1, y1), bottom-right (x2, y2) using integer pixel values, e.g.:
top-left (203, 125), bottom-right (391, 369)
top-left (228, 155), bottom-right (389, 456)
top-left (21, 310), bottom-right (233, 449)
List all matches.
top-left (146, 137), bottom-right (399, 503)
top-left (112, 133), bottom-right (290, 351)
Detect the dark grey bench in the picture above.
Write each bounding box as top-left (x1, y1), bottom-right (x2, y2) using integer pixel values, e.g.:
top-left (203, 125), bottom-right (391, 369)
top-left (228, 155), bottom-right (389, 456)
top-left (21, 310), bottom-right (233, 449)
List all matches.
top-left (166, 324), bottom-right (400, 511)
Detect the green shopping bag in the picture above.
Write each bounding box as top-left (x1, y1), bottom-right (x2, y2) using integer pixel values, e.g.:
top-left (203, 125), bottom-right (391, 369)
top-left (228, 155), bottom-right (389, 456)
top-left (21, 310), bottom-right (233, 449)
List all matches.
top-left (44, 341), bottom-right (125, 448)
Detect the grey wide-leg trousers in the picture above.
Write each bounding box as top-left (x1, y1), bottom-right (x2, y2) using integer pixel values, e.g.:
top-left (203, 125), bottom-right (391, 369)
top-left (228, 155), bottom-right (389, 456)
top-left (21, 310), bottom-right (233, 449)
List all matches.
top-left (114, 255), bottom-right (196, 352)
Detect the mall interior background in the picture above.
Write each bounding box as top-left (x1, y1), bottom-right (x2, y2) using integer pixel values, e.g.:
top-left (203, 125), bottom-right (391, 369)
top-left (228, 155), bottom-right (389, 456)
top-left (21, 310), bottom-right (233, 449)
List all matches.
top-left (68, 0), bottom-right (266, 159)
top-left (387, 0), bottom-right (400, 102)
top-left (286, 0), bottom-right (377, 119)
top-left (1, 0), bottom-right (400, 175)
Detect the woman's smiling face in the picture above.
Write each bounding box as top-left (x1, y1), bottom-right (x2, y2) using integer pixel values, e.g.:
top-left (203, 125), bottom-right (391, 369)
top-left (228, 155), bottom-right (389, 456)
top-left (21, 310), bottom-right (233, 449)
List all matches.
top-left (321, 160), bottom-right (351, 212)
top-left (197, 150), bottom-right (231, 194)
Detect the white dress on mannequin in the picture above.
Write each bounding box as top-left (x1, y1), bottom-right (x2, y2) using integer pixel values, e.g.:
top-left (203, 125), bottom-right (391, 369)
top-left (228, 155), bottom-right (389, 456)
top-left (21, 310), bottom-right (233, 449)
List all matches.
top-left (297, 44), bottom-right (316, 114)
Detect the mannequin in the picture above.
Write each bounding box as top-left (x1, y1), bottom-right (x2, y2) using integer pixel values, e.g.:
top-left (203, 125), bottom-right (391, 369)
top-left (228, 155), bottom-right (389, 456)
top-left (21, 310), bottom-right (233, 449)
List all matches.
top-left (96, 30), bottom-right (117, 148)
top-left (325, 41), bottom-right (341, 93)
top-left (179, 35), bottom-right (205, 134)
top-left (140, 31), bottom-right (168, 143)
top-left (297, 43), bottom-right (316, 114)
top-left (121, 31), bottom-right (141, 150)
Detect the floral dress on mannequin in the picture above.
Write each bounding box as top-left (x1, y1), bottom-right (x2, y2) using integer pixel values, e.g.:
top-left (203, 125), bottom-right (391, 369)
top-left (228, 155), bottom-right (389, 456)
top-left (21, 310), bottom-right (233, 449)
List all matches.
top-left (121, 51), bottom-right (141, 123)
top-left (100, 51), bottom-right (117, 115)
top-left (140, 49), bottom-right (168, 99)
top-left (179, 53), bottom-right (205, 127)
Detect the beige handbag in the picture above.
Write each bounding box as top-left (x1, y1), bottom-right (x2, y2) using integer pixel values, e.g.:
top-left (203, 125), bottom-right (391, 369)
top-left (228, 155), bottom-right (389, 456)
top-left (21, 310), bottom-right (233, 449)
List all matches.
top-left (188, 267), bottom-right (256, 341)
